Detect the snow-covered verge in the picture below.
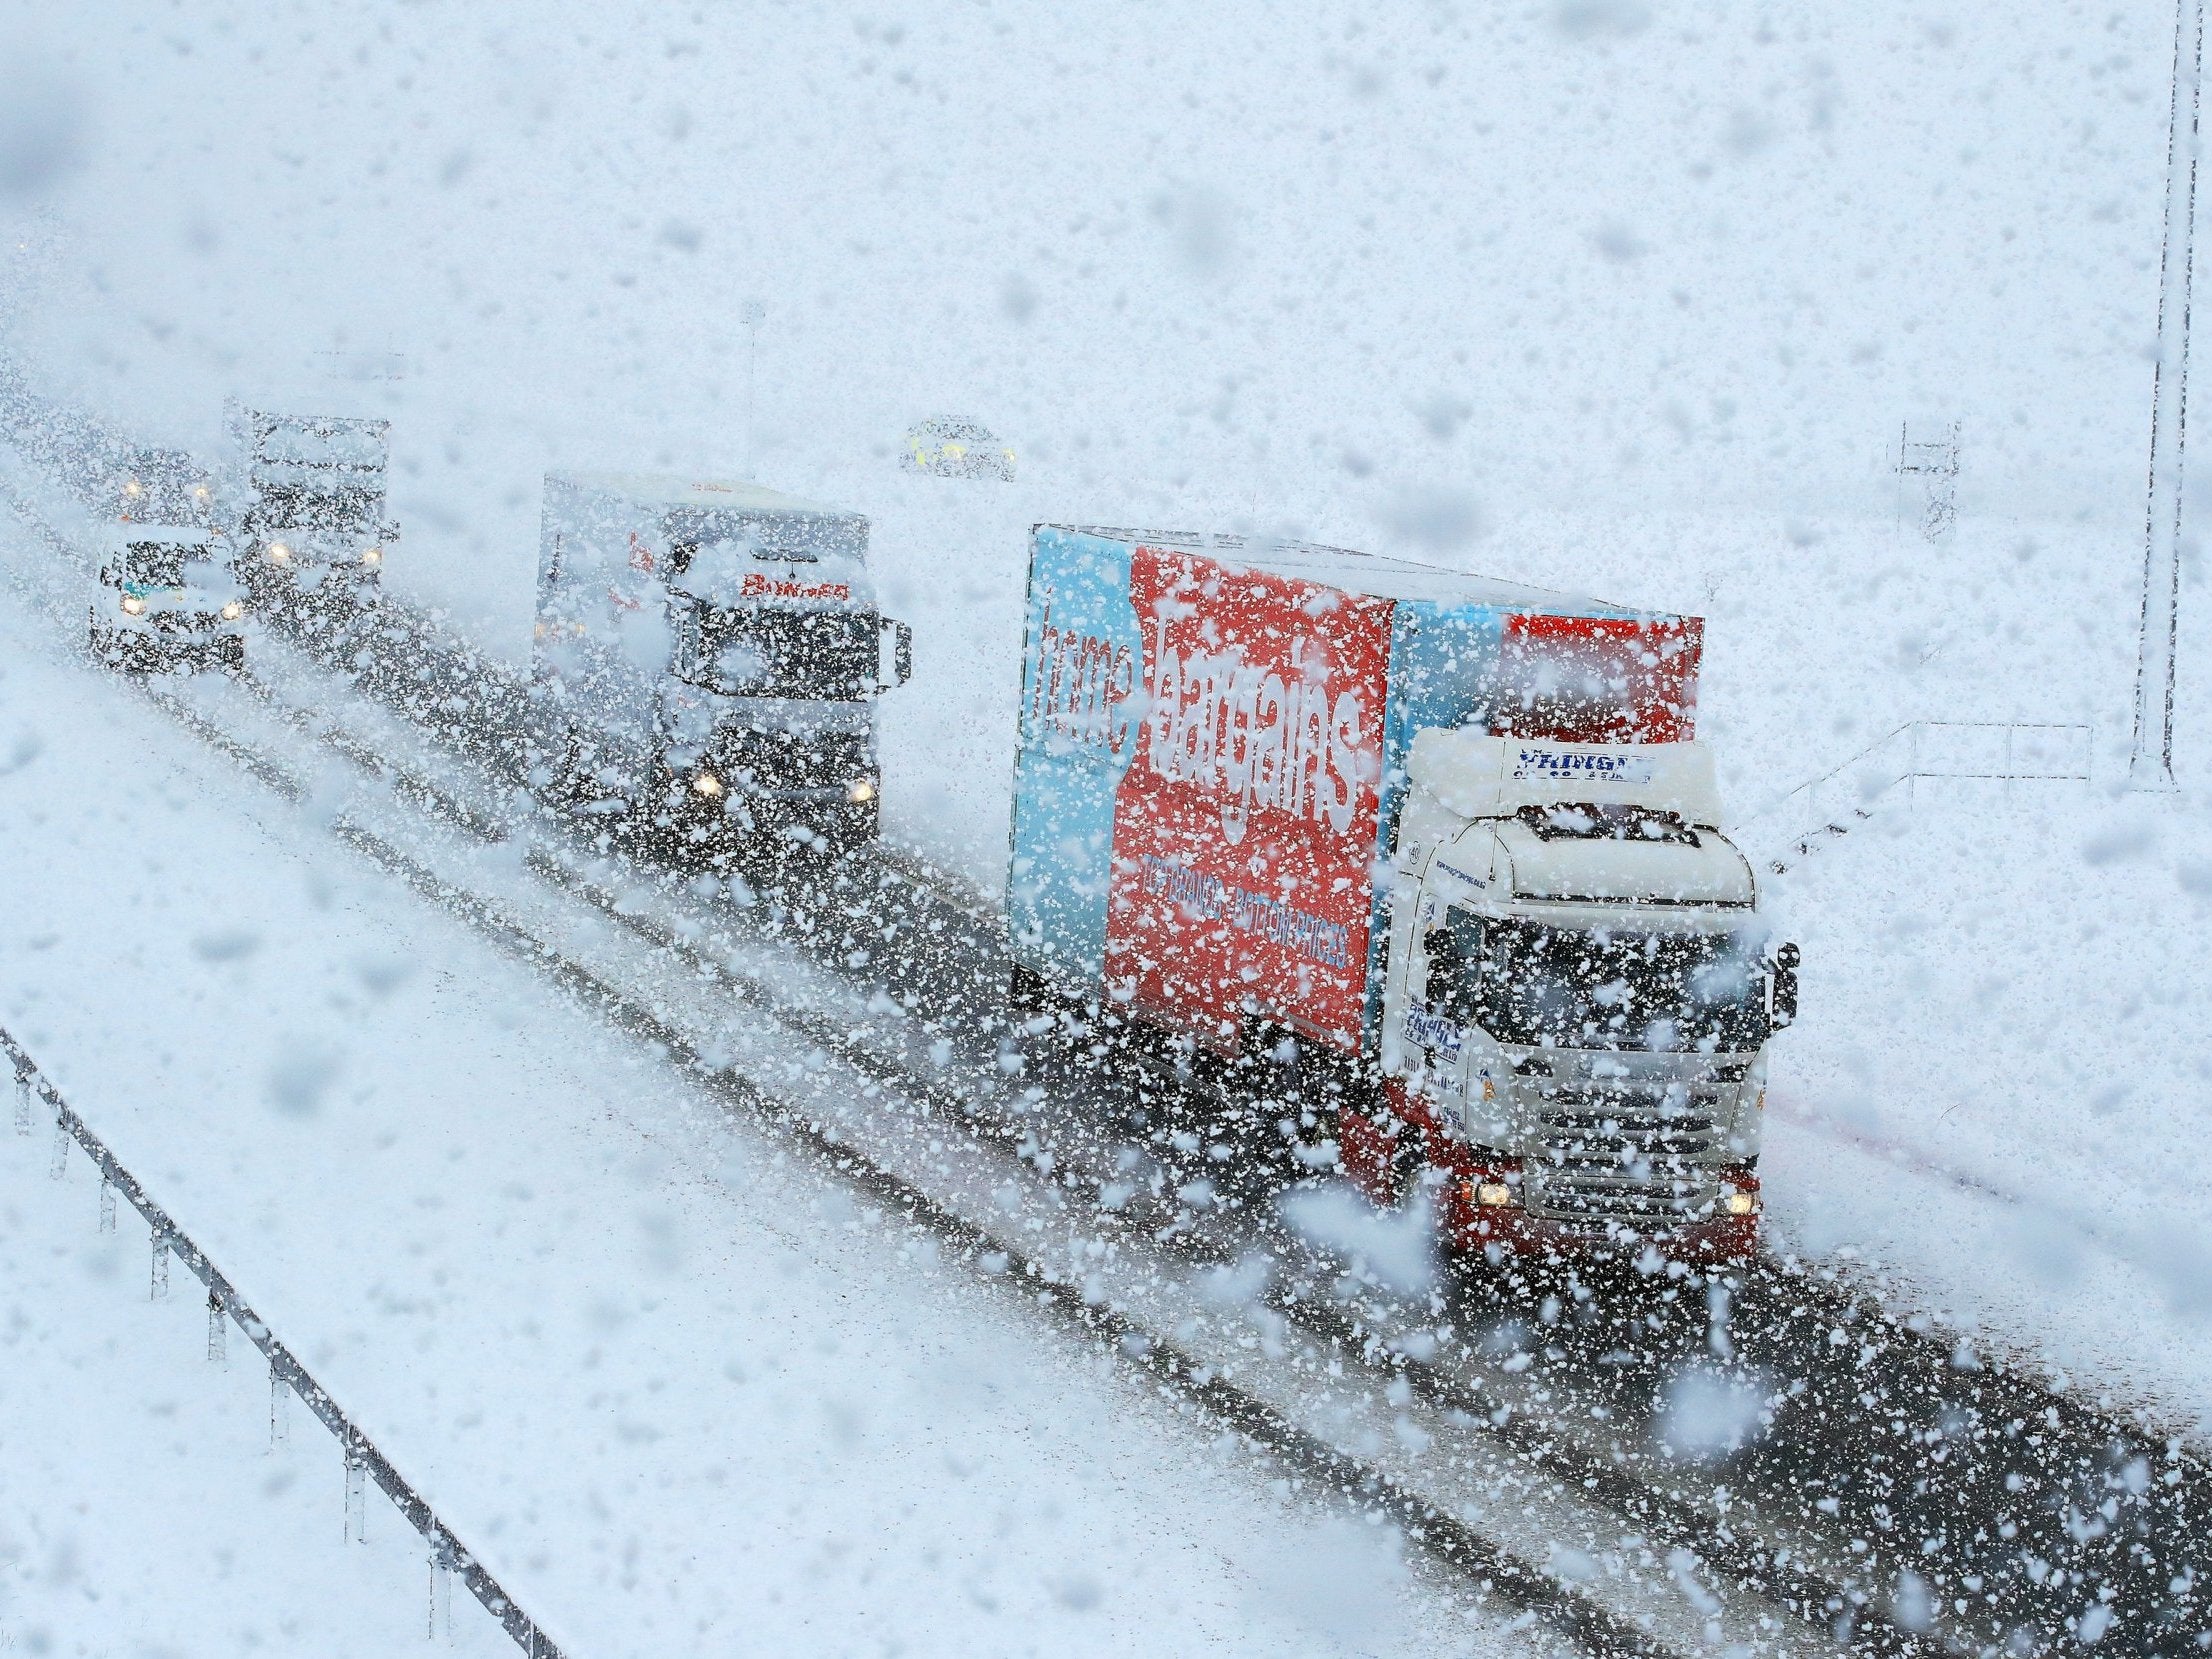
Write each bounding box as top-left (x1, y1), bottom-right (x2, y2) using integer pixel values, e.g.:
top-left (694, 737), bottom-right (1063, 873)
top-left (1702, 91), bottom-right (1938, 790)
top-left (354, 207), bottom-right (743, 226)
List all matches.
top-left (1765, 780), bottom-right (2212, 1437)
top-left (0, 550), bottom-right (1539, 1656)
top-left (0, 1109), bottom-right (509, 1656)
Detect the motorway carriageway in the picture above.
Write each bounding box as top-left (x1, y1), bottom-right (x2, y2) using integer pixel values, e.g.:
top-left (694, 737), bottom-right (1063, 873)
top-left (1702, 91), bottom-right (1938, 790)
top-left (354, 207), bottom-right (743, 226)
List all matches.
top-left (2, 426), bottom-right (2208, 1656)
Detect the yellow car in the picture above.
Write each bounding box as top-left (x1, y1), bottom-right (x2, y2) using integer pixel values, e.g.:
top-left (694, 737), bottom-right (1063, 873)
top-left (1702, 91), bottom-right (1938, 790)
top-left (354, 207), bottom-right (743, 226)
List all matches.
top-left (902, 417), bottom-right (1015, 481)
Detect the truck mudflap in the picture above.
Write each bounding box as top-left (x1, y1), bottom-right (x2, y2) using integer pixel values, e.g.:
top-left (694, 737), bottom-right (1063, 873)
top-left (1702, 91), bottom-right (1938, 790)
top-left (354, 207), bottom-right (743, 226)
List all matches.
top-left (1343, 1075), bottom-right (1760, 1266)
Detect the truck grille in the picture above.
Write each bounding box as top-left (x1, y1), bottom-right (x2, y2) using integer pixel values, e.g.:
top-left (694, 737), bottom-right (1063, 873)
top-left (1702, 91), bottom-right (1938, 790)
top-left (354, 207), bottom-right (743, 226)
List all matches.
top-left (1526, 1084), bottom-right (1723, 1229)
top-left (716, 726), bottom-right (867, 790)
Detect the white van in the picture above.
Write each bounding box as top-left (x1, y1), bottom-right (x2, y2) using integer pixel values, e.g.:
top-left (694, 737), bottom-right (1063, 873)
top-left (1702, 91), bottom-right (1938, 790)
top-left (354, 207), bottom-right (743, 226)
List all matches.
top-left (90, 525), bottom-right (247, 673)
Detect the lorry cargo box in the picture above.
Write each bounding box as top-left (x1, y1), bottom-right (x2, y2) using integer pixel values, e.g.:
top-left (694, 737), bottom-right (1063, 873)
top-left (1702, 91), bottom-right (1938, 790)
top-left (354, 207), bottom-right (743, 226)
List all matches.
top-left (1006, 525), bottom-right (1702, 1056)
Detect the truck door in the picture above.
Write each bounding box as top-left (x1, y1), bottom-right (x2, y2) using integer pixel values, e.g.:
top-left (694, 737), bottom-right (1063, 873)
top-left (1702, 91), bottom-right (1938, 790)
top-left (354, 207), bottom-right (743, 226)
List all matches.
top-left (1407, 901), bottom-right (1483, 1122)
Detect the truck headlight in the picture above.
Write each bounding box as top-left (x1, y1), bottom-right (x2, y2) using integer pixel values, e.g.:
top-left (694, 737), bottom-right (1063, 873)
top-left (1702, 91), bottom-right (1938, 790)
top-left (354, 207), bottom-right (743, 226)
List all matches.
top-left (1466, 1178), bottom-right (1519, 1209)
top-left (266, 543), bottom-right (292, 565)
top-left (119, 594), bottom-right (146, 616)
top-left (690, 771), bottom-right (724, 798)
top-left (361, 546), bottom-right (383, 567)
top-left (219, 600), bottom-right (244, 622)
top-left (1724, 1187), bottom-right (1759, 1216)
top-left (847, 778), bottom-right (876, 804)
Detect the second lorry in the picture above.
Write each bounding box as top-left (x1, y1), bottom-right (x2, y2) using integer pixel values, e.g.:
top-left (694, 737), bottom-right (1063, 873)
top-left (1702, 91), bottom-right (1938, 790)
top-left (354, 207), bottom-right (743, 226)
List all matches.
top-left (1005, 525), bottom-right (1796, 1267)
top-left (529, 472), bottom-right (912, 860)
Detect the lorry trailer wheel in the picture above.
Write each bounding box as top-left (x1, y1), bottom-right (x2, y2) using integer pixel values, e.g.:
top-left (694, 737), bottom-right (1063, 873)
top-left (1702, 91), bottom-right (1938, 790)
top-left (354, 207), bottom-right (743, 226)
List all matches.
top-left (1227, 1019), bottom-right (1366, 1179)
top-left (1008, 964), bottom-right (1057, 1014)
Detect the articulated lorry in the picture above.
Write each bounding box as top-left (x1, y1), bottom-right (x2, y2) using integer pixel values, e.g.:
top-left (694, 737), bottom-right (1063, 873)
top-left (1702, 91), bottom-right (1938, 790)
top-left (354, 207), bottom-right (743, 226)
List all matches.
top-left (226, 402), bottom-right (398, 605)
top-left (529, 473), bottom-right (912, 860)
top-left (1005, 525), bottom-right (1796, 1266)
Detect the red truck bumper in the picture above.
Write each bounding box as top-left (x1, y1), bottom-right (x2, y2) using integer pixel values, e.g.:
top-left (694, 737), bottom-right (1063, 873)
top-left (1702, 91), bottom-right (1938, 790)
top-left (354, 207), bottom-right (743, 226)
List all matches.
top-left (1341, 1092), bottom-right (1760, 1268)
top-left (1435, 1176), bottom-right (1760, 1266)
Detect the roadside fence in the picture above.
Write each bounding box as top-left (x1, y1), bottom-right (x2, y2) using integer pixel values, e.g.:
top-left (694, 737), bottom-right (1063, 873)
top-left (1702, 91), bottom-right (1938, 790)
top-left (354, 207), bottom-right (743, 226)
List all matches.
top-left (2, 1025), bottom-right (570, 1658)
top-left (1734, 719), bottom-right (2094, 872)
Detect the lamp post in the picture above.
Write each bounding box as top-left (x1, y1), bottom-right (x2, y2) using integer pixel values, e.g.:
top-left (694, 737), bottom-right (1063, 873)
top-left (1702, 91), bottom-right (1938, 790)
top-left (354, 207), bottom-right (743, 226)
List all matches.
top-left (2131, 0), bottom-right (2207, 789)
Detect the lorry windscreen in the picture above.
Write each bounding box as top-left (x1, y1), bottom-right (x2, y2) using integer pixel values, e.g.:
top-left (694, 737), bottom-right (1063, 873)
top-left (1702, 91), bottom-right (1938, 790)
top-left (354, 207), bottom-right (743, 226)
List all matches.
top-left (682, 607), bottom-right (877, 700)
top-left (117, 545), bottom-right (192, 588)
top-left (1477, 919), bottom-right (1767, 1052)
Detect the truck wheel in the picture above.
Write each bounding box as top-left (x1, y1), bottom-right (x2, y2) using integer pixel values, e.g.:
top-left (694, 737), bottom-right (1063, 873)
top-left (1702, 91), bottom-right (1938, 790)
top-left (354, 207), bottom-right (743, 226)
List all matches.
top-left (1285, 1095), bottom-right (1345, 1178)
top-left (1221, 1021), bottom-right (1337, 1178)
top-left (1008, 963), bottom-right (1057, 1014)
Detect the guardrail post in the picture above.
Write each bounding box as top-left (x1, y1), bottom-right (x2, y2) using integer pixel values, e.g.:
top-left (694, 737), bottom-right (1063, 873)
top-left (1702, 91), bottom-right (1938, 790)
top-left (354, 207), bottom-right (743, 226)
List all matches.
top-left (269, 1363), bottom-right (290, 1450)
top-left (429, 1539), bottom-right (454, 1641)
top-left (99, 1177), bottom-right (115, 1233)
top-left (206, 1289), bottom-right (227, 1365)
top-left (150, 1229), bottom-right (169, 1300)
top-left (48, 1117), bottom-right (68, 1179)
top-left (13, 1068), bottom-right (29, 1136)
top-left (344, 1436), bottom-right (368, 1543)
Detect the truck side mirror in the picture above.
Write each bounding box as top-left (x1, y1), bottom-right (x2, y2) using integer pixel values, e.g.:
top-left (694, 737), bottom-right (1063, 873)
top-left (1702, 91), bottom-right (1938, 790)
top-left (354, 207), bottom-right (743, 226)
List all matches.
top-left (1769, 942), bottom-right (1800, 1030)
top-left (881, 617), bottom-right (913, 690)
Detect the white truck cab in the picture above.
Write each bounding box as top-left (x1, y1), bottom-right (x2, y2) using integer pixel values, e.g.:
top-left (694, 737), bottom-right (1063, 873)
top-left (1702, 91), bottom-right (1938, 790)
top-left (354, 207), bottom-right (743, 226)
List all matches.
top-left (531, 473), bottom-right (913, 861)
top-left (1370, 732), bottom-right (1797, 1261)
top-left (89, 525), bottom-right (247, 673)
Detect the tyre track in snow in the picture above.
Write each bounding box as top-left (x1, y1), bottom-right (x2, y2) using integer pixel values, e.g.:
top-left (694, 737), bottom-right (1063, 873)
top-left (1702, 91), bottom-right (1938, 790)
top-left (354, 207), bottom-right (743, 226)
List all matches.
top-left (186, 528), bottom-right (2200, 1658)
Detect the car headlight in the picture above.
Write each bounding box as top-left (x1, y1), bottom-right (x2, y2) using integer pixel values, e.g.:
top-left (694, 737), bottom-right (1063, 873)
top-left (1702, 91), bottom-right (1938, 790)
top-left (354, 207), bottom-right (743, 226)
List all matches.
top-left (1466, 1178), bottom-right (1519, 1209)
top-left (1724, 1187), bottom-right (1760, 1216)
top-left (219, 600), bottom-right (244, 622)
top-left (361, 546), bottom-right (383, 567)
top-left (690, 771), bottom-right (724, 798)
top-left (119, 594), bottom-right (147, 616)
top-left (266, 543), bottom-right (292, 565)
top-left (847, 778), bottom-right (876, 804)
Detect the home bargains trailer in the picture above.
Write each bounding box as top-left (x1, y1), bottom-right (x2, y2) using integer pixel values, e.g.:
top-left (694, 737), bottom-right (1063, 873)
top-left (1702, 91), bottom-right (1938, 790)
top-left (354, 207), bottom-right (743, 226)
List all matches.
top-left (530, 473), bottom-right (912, 859)
top-left (1006, 525), bottom-right (1796, 1264)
